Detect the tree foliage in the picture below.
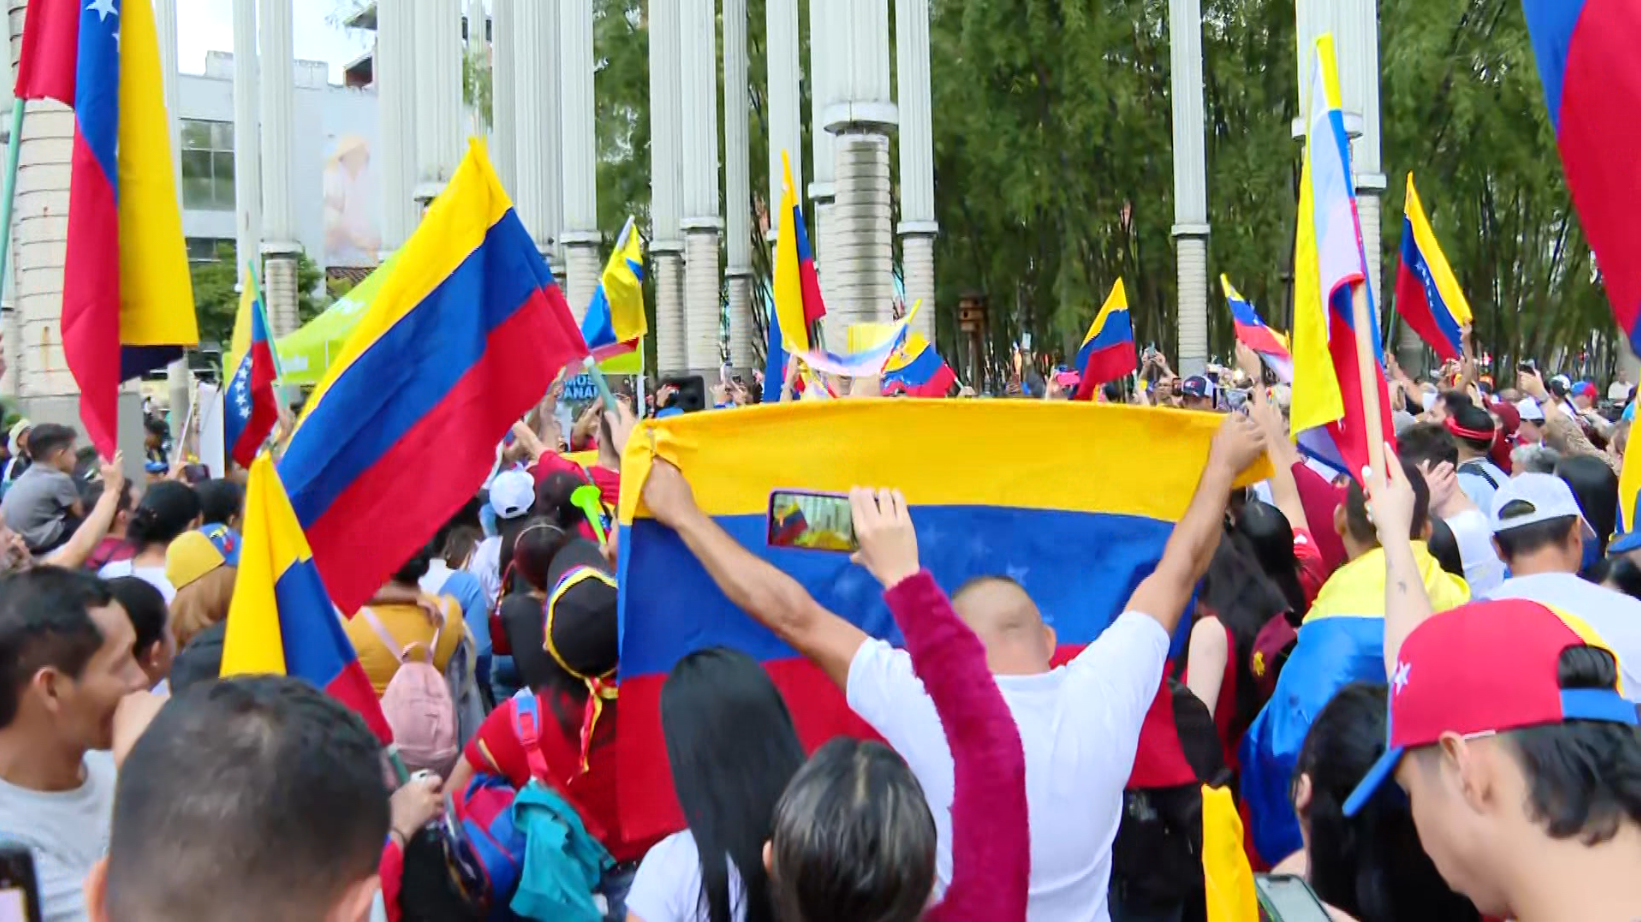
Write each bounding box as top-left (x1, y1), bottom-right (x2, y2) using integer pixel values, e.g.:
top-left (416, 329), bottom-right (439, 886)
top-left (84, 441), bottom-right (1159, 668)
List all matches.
top-left (189, 245), bottom-right (328, 349)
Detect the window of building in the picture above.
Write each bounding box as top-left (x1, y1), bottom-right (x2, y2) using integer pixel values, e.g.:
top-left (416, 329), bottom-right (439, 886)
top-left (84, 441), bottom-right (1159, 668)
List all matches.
top-left (180, 119), bottom-right (234, 211)
top-left (186, 238), bottom-right (234, 264)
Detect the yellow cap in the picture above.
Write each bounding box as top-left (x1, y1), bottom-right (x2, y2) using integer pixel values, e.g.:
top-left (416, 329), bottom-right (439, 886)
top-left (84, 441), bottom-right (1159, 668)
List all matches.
top-left (166, 531), bottom-right (227, 592)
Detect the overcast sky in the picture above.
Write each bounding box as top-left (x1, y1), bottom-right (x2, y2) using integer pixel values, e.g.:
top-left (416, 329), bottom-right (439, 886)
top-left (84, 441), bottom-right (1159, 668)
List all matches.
top-left (178, 0), bottom-right (373, 83)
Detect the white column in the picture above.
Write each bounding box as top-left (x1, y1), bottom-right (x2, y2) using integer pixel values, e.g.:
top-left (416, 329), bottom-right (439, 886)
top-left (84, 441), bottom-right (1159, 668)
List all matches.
top-left (0, 8), bottom-right (13, 397)
top-left (649, 0), bottom-right (686, 376)
top-left (806, 0), bottom-right (835, 288)
top-left (1342, 0), bottom-right (1393, 367)
top-left (413, 0), bottom-right (465, 204)
top-left (1169, 0), bottom-right (1210, 375)
top-left (724, 0), bottom-right (754, 369)
top-left (766, 0), bottom-right (801, 238)
top-left (259, 0), bottom-right (301, 335)
top-left (232, 0), bottom-right (261, 275)
top-left (559, 0), bottom-right (600, 320)
top-left (377, 0), bottom-right (417, 252)
top-left (490, 0), bottom-right (517, 197)
top-left (680, 0), bottom-right (721, 376)
top-left (823, 0), bottom-right (897, 334)
top-left (514, 0), bottom-right (562, 267)
top-left (152, 0), bottom-right (192, 421)
top-left (895, 0), bottom-right (937, 345)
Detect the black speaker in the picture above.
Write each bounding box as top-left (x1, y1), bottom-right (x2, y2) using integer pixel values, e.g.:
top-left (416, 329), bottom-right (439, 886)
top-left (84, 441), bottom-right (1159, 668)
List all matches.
top-left (663, 375), bottom-right (707, 413)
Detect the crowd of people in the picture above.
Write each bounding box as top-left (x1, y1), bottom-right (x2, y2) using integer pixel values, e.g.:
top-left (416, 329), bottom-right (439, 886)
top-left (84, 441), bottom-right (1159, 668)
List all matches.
top-left (1, 345), bottom-right (1640, 922)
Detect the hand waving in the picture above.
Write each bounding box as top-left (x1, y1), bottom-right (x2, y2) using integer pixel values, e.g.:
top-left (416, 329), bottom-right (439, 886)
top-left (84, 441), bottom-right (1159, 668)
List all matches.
top-left (850, 488), bottom-right (919, 590)
top-left (1207, 412), bottom-right (1266, 478)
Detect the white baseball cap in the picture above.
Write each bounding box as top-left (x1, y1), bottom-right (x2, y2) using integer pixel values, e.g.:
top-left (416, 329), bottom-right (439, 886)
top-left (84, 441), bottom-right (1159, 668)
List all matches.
top-left (488, 469), bottom-right (535, 520)
top-left (1489, 472), bottom-right (1594, 540)
top-left (1515, 398), bottom-right (1546, 423)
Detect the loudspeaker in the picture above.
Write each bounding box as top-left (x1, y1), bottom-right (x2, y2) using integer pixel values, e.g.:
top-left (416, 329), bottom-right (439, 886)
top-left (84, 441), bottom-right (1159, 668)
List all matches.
top-left (663, 375), bottom-right (707, 413)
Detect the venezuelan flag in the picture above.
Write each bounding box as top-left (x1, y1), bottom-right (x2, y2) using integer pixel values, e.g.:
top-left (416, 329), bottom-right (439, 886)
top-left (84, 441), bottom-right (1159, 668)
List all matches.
top-left (1394, 174), bottom-right (1473, 363)
top-left (773, 150), bottom-right (826, 353)
top-left (1222, 276), bottom-right (1293, 383)
top-left (882, 333), bottom-right (958, 397)
top-left (1289, 35), bottom-right (1394, 482)
top-left (1072, 279), bottom-right (1136, 400)
top-left (221, 455), bottom-right (393, 743)
top-left (224, 266), bottom-right (279, 469)
top-left (580, 216), bottom-right (647, 361)
top-left (279, 140), bottom-right (588, 613)
top-left (14, 0), bottom-right (198, 455)
top-left (1522, 0), bottom-right (1641, 352)
top-left (615, 400), bottom-right (1271, 841)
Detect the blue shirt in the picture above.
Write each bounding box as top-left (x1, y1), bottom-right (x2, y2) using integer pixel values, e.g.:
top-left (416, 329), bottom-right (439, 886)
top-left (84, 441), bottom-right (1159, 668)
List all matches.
top-left (421, 562), bottom-right (490, 658)
top-left (1456, 459), bottom-right (1508, 513)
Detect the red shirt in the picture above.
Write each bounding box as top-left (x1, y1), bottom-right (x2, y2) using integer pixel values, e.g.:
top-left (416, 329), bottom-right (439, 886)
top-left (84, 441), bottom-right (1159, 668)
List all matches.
top-left (1292, 527), bottom-right (1328, 608)
top-left (530, 452), bottom-right (620, 543)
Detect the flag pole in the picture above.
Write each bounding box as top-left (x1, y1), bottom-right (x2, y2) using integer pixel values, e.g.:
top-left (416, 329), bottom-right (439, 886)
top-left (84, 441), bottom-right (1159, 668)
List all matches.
top-left (1351, 282), bottom-right (1387, 480)
top-left (0, 103), bottom-right (26, 309)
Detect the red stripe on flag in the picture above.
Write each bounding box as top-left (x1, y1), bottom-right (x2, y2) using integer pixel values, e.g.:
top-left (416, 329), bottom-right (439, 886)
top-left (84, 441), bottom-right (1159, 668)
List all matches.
top-left (62, 130), bottom-right (122, 456)
top-left (325, 660), bottom-right (394, 744)
top-left (13, 0), bottom-right (80, 102)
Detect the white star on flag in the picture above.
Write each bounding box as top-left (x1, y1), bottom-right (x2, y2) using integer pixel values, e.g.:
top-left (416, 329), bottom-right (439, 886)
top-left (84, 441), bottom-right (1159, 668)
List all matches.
top-left (1392, 660), bottom-right (1411, 695)
top-left (86, 0), bottom-right (119, 24)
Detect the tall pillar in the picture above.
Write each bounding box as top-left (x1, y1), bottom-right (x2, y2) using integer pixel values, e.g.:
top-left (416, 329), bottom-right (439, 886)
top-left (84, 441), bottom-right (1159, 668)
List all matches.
top-left (807, 0), bottom-right (836, 294)
top-left (767, 0), bottom-right (802, 236)
top-left (559, 0), bottom-right (600, 319)
top-left (490, 0), bottom-right (517, 197)
top-left (259, 0), bottom-right (301, 336)
top-left (648, 1), bottom-right (686, 376)
top-left (515, 0), bottom-right (562, 267)
top-left (823, 0), bottom-right (897, 333)
top-left (414, 0), bottom-right (464, 205)
top-left (723, 0), bottom-right (754, 370)
top-left (895, 0), bottom-right (937, 345)
top-left (680, 0), bottom-right (722, 376)
top-left (232, 0), bottom-right (261, 276)
top-left (1340, 0), bottom-right (1394, 369)
top-left (377, 0), bottom-right (417, 252)
top-left (1168, 0), bottom-right (1210, 375)
top-left (152, 0), bottom-right (191, 422)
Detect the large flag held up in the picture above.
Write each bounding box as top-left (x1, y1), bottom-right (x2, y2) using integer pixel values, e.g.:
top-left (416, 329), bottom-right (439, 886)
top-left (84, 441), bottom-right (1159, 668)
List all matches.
top-left (1222, 276), bottom-right (1293, 383)
top-left (221, 455), bottom-right (393, 743)
top-left (224, 265), bottom-right (280, 469)
top-left (615, 400), bottom-right (1271, 842)
top-left (1521, 0), bottom-right (1641, 353)
top-left (1394, 173), bottom-right (1473, 363)
top-left (279, 140), bottom-right (589, 613)
top-left (1072, 279), bottom-right (1137, 400)
top-left (15, 0), bottom-right (199, 455)
top-left (1288, 34), bottom-right (1394, 481)
top-left (580, 216), bottom-right (647, 361)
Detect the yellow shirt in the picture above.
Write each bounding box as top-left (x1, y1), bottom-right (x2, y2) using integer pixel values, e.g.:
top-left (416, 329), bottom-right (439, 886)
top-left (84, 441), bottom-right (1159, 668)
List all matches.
top-left (347, 594), bottom-right (467, 696)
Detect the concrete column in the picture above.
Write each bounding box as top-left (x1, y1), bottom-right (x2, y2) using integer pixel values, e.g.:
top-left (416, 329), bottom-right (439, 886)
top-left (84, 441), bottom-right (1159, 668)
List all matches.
top-left (766, 0), bottom-right (802, 238)
top-left (258, 0), bottom-right (301, 335)
top-left (152, 0), bottom-right (191, 420)
top-left (895, 0), bottom-right (937, 344)
top-left (490, 0), bottom-right (517, 197)
top-left (377, 0), bottom-right (416, 252)
top-left (806, 0), bottom-right (835, 289)
top-left (1168, 0), bottom-right (1210, 375)
top-left (515, 0), bottom-right (562, 265)
top-left (649, 0), bottom-right (686, 376)
top-left (0, 8), bottom-right (13, 397)
top-left (232, 0), bottom-right (261, 277)
top-left (823, 0), bottom-right (897, 333)
top-left (680, 0), bottom-right (722, 375)
top-left (1342, 0), bottom-right (1392, 366)
top-left (724, 0), bottom-right (754, 369)
top-left (560, 0), bottom-right (600, 319)
top-left (413, 0), bottom-right (465, 205)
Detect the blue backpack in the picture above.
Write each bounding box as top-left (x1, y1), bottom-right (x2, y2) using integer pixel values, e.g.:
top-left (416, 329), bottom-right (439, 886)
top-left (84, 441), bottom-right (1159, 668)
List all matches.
top-left (456, 693), bottom-right (548, 920)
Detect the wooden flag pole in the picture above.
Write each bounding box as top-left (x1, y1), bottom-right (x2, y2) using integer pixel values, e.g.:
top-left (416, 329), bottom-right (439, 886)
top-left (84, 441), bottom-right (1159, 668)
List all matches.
top-left (1350, 281), bottom-right (1387, 481)
top-left (0, 104), bottom-right (26, 314)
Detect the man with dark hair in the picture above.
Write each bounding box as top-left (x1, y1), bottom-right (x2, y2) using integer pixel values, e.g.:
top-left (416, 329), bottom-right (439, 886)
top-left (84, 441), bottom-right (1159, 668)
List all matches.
top-left (0, 568), bottom-right (148, 922)
top-left (1394, 421), bottom-right (1504, 594)
top-left (1395, 421), bottom-right (1460, 470)
top-left (85, 677), bottom-right (395, 922)
top-left (1446, 405), bottom-right (1506, 510)
top-left (1, 424), bottom-right (85, 553)
top-left (1479, 473), bottom-right (1641, 699)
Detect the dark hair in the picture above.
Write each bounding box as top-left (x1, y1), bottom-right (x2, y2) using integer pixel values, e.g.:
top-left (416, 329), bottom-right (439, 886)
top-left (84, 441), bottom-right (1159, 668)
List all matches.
top-left (1440, 390), bottom-right (1474, 420)
top-left (535, 470), bottom-right (590, 532)
top-left (1295, 682), bottom-right (1480, 922)
top-left (390, 544), bottom-right (432, 586)
top-left (1425, 517), bottom-right (1466, 579)
top-left (107, 576), bottom-right (168, 660)
top-left (1192, 529), bottom-right (1291, 737)
top-left (440, 525), bottom-right (481, 570)
top-left (1343, 459), bottom-right (1430, 546)
top-left (79, 475), bottom-right (134, 518)
top-left (1102, 381), bottom-right (1123, 402)
top-left (509, 520), bottom-right (573, 593)
top-left (24, 423), bottom-right (75, 461)
top-left (1506, 646), bottom-right (1641, 846)
top-left (104, 676), bottom-right (390, 921)
top-left (1396, 422), bottom-right (1459, 469)
top-left (144, 416), bottom-right (170, 438)
top-left (770, 738), bottom-right (937, 922)
top-left (0, 568), bottom-right (113, 727)
top-left (662, 649), bottom-right (806, 922)
top-left (127, 481), bottom-right (202, 550)
top-left (1586, 556), bottom-right (1641, 601)
top-left (194, 478), bottom-right (245, 526)
top-left (1492, 507), bottom-right (1579, 562)
top-left (1449, 405), bottom-right (1495, 454)
top-left (1234, 501), bottom-right (1307, 615)
top-left (1556, 455), bottom-right (1619, 555)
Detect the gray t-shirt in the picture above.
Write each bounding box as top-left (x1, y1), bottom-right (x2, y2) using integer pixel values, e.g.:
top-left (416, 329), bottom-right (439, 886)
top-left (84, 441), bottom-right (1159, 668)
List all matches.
top-left (0, 752), bottom-right (116, 922)
top-left (0, 466), bottom-right (80, 551)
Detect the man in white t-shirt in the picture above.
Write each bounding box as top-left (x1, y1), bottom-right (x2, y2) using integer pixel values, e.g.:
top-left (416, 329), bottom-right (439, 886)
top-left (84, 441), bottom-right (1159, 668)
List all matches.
top-left (640, 414), bottom-right (1266, 922)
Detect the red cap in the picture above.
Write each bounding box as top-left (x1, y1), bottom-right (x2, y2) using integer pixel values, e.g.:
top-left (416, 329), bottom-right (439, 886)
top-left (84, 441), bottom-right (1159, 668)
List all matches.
top-left (1343, 599), bottom-right (1638, 816)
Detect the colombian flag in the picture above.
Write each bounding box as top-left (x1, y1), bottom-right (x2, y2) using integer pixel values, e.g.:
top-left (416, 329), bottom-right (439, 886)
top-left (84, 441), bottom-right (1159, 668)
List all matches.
top-left (1522, 0), bottom-right (1641, 352)
top-left (221, 455), bottom-right (392, 743)
top-left (882, 333), bottom-right (958, 397)
top-left (580, 216), bottom-right (646, 361)
top-left (1394, 174), bottom-right (1472, 363)
top-left (615, 400), bottom-right (1270, 841)
top-left (1222, 276), bottom-right (1293, 382)
top-left (15, 0), bottom-right (199, 455)
top-left (279, 140), bottom-right (588, 613)
top-left (1072, 279), bottom-right (1136, 400)
top-left (765, 149), bottom-right (826, 397)
top-left (224, 266), bottom-right (279, 469)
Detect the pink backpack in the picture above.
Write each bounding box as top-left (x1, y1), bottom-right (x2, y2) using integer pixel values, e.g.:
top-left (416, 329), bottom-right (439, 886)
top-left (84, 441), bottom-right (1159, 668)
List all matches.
top-left (359, 605), bottom-right (459, 776)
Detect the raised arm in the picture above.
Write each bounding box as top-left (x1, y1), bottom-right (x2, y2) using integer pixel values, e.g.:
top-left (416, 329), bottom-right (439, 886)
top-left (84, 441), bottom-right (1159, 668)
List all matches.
top-left (1248, 390), bottom-right (1312, 535)
top-left (43, 453), bottom-right (124, 570)
top-left (1364, 445), bottom-right (1435, 672)
top-left (642, 460), bottom-right (868, 688)
top-left (1125, 413), bottom-right (1265, 635)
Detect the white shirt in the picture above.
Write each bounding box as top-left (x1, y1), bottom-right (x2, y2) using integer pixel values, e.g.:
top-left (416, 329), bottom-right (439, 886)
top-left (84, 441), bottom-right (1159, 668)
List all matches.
top-left (846, 611), bottom-right (1170, 922)
top-left (465, 536), bottom-right (501, 607)
top-left (625, 831), bottom-right (746, 922)
top-left (96, 560), bottom-right (177, 603)
top-left (1483, 571), bottom-right (1641, 701)
top-left (1443, 509), bottom-right (1506, 595)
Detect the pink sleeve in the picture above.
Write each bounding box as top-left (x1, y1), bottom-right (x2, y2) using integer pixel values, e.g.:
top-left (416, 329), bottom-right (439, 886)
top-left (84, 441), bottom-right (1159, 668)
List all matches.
top-left (1289, 461), bottom-right (1347, 572)
top-left (882, 571), bottom-right (1029, 922)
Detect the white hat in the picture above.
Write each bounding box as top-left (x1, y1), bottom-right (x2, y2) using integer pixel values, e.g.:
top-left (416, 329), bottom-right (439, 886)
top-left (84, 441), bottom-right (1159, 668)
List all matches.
top-left (1489, 472), bottom-right (1594, 540)
top-left (1515, 398), bottom-right (1546, 423)
top-left (489, 469), bottom-right (535, 520)
top-left (6, 419), bottom-right (29, 455)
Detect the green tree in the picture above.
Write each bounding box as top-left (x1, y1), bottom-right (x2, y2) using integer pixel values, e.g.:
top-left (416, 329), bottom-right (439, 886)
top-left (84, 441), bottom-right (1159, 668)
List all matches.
top-left (189, 244), bottom-right (329, 348)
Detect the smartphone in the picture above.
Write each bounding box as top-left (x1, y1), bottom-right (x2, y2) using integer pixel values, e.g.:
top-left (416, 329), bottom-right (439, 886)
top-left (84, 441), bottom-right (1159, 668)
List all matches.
top-left (767, 490), bottom-right (858, 552)
top-left (1254, 874), bottom-right (1331, 921)
top-left (0, 845), bottom-right (42, 922)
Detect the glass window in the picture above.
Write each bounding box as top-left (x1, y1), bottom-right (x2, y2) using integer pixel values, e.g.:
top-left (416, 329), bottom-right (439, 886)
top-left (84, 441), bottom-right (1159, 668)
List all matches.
top-left (179, 119), bottom-right (234, 211)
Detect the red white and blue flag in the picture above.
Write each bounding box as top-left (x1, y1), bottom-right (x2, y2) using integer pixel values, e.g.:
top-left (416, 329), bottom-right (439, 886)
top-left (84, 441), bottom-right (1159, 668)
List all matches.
top-left (225, 281), bottom-right (279, 469)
